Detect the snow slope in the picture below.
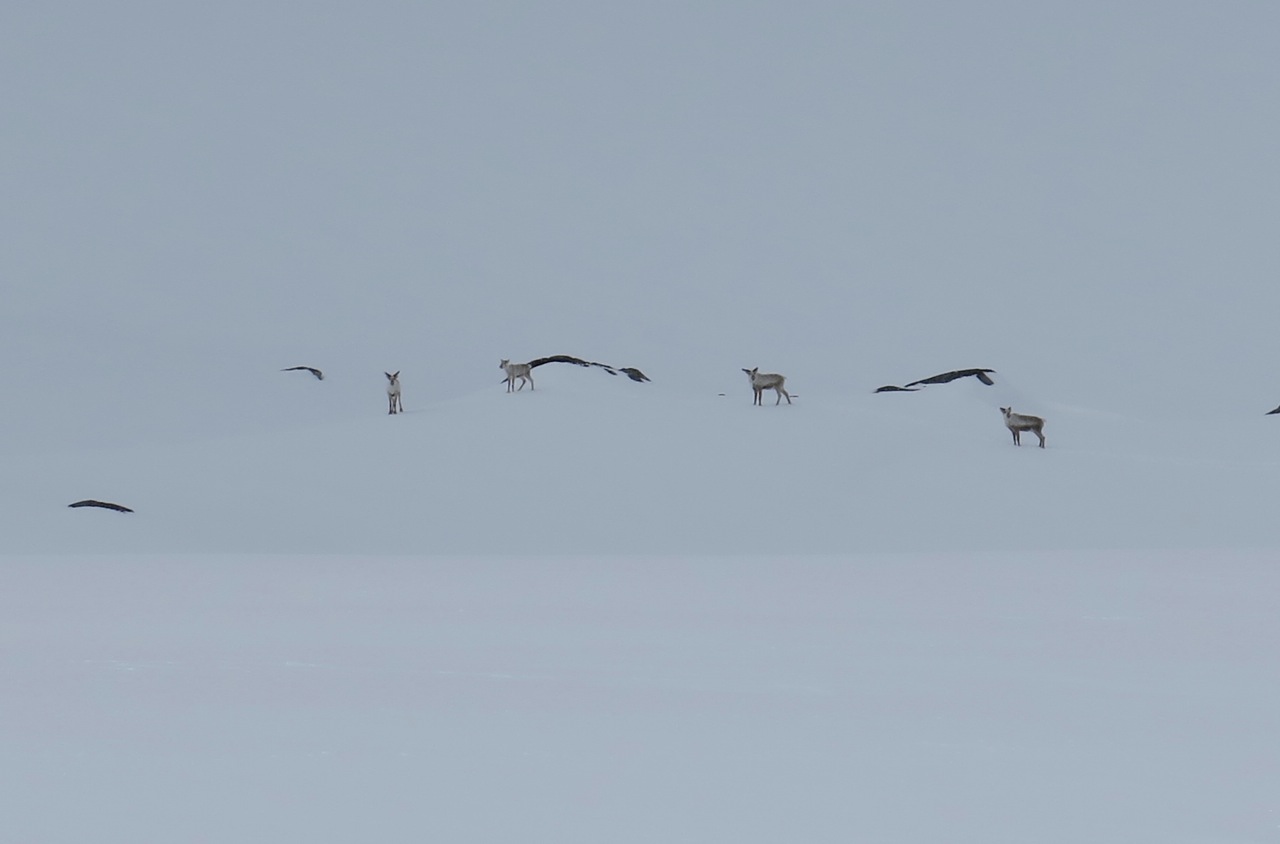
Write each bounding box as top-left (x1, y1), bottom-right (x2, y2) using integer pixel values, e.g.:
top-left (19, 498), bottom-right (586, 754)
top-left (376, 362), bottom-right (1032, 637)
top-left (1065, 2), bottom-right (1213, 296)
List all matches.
top-left (8, 366), bottom-right (1280, 556)
top-left (5, 372), bottom-right (1280, 842)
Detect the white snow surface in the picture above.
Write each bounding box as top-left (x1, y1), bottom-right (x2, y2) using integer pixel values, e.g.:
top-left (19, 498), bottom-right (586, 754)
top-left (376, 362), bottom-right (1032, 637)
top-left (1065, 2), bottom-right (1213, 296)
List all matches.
top-left (4, 549), bottom-right (1280, 843)
top-left (5, 373), bottom-right (1280, 842)
top-left (9, 368), bottom-right (1280, 557)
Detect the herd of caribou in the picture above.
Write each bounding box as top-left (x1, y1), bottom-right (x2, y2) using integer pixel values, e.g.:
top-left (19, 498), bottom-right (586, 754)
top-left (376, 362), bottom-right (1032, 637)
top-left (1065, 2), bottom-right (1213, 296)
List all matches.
top-left (70, 360), bottom-right (1061, 514)
top-left (68, 353), bottom-right (1280, 513)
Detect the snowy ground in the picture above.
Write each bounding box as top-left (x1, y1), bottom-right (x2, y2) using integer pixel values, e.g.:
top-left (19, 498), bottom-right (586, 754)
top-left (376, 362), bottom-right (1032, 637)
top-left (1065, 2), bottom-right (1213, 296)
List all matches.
top-left (4, 372), bottom-right (1280, 842)
top-left (4, 551), bottom-right (1278, 843)
top-left (7, 367), bottom-right (1280, 556)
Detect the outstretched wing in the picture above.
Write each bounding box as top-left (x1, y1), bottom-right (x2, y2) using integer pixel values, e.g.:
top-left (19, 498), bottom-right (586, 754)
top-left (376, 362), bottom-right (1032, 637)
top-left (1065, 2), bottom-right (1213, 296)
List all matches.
top-left (874, 385), bottom-right (920, 393)
top-left (69, 499), bottom-right (134, 513)
top-left (527, 355), bottom-right (605, 371)
top-left (903, 368), bottom-right (996, 388)
top-left (524, 355), bottom-right (649, 382)
top-left (1267, 405), bottom-right (1280, 416)
top-left (527, 355), bottom-right (584, 369)
top-left (282, 366), bottom-right (324, 380)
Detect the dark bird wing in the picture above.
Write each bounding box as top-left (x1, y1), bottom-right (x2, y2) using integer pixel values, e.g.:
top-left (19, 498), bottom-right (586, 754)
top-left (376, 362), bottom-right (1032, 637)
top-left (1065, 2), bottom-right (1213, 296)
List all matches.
top-left (69, 499), bottom-right (134, 513)
top-left (1267, 405), bottom-right (1280, 415)
top-left (526, 355), bottom-right (593, 369)
top-left (525, 356), bottom-right (649, 381)
top-left (903, 368), bottom-right (996, 388)
top-left (282, 366), bottom-right (324, 380)
top-left (874, 385), bottom-right (919, 393)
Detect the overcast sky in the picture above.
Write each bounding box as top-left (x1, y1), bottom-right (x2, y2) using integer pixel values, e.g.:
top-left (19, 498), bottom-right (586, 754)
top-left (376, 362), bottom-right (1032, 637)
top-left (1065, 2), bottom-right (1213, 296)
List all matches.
top-left (5, 2), bottom-right (1279, 448)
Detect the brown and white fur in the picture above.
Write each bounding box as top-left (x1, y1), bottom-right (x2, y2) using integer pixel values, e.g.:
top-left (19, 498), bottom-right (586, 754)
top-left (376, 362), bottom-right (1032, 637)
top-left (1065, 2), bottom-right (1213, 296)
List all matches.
top-left (1000, 406), bottom-right (1045, 448)
top-left (742, 367), bottom-right (791, 406)
top-left (500, 359), bottom-right (534, 392)
top-left (386, 371), bottom-right (403, 414)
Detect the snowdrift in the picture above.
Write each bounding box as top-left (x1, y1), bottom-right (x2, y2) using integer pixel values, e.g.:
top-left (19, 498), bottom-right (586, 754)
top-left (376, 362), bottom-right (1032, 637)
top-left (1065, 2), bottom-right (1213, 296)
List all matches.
top-left (9, 367), bottom-right (1280, 556)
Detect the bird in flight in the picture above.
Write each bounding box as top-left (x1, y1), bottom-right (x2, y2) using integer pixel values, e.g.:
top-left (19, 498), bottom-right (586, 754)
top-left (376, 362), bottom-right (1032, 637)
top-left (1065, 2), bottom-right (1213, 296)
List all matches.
top-left (875, 368), bottom-right (995, 393)
top-left (68, 499), bottom-right (134, 513)
top-left (516, 355), bottom-right (651, 383)
top-left (281, 366), bottom-right (324, 380)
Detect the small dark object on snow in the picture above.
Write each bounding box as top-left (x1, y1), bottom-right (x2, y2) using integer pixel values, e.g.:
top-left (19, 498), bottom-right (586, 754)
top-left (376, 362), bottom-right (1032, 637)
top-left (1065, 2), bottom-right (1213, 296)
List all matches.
top-left (69, 499), bottom-right (134, 513)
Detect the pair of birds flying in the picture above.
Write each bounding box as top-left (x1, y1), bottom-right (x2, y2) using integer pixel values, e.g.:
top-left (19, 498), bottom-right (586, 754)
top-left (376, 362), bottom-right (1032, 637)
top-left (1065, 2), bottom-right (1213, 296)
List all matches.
top-left (71, 361), bottom-right (324, 515)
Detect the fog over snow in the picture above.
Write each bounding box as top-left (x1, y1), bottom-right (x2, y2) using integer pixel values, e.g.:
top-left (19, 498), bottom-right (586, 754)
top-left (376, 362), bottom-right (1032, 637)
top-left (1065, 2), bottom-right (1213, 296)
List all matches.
top-left (4, 2), bottom-right (1280, 842)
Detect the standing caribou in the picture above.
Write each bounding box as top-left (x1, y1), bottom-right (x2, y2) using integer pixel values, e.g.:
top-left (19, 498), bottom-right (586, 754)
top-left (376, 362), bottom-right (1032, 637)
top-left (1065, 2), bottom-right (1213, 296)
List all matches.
top-left (500, 359), bottom-right (534, 392)
top-left (386, 372), bottom-right (403, 414)
top-left (742, 368), bottom-right (792, 406)
top-left (1000, 406), bottom-right (1046, 448)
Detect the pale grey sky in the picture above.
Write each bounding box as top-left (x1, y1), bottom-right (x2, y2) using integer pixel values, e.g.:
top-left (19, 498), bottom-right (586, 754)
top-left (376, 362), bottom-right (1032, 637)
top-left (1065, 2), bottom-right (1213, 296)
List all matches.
top-left (5, 2), bottom-right (1279, 447)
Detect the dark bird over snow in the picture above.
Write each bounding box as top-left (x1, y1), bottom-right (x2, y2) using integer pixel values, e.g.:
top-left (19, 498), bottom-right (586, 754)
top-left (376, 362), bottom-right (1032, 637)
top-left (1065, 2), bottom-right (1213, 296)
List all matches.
top-left (69, 499), bottom-right (134, 513)
top-left (875, 368), bottom-right (995, 393)
top-left (1266, 405), bottom-right (1280, 416)
top-left (523, 355), bottom-right (650, 383)
top-left (281, 366), bottom-right (324, 380)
